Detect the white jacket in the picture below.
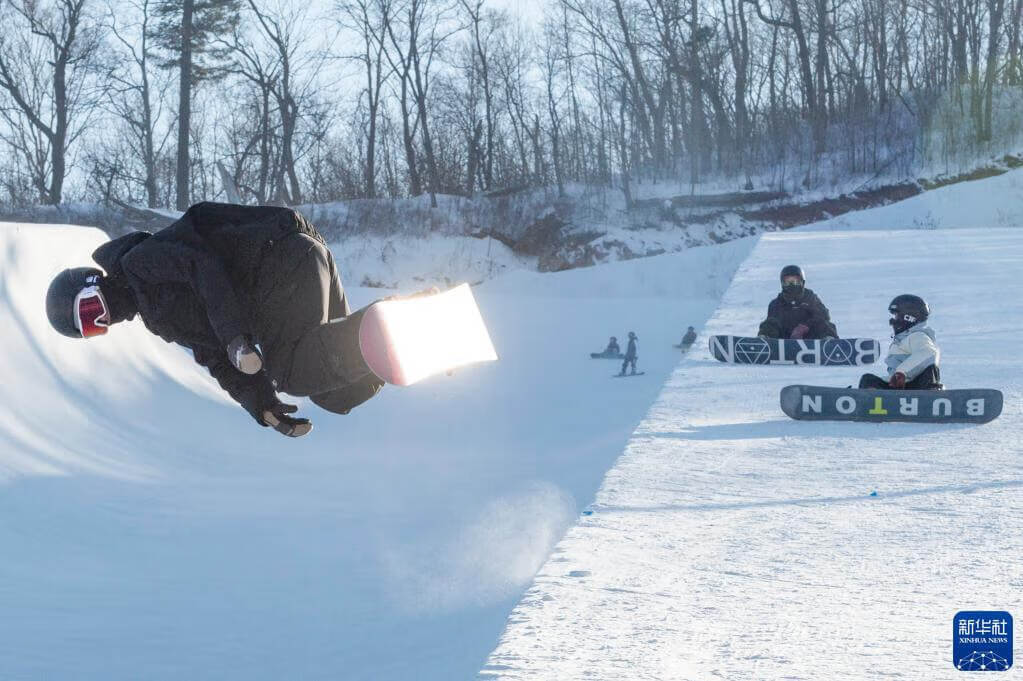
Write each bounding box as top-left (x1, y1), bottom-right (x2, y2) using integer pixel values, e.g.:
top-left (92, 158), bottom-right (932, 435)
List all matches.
top-left (884, 323), bottom-right (940, 380)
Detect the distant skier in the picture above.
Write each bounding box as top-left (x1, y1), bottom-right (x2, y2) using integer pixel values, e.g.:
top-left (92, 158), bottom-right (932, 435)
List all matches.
top-left (618, 331), bottom-right (638, 376)
top-left (45, 202), bottom-right (385, 438)
top-left (859, 294), bottom-right (942, 390)
top-left (757, 265), bottom-right (838, 340)
top-left (605, 336), bottom-right (621, 355)
top-left (680, 326), bottom-right (697, 347)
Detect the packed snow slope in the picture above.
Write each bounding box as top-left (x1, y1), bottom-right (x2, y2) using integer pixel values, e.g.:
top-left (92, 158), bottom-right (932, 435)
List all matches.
top-left (0, 221), bottom-right (752, 680)
top-left (481, 227), bottom-right (1023, 680)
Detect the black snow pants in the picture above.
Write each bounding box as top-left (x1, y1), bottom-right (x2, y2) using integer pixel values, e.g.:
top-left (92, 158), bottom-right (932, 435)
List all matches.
top-left (858, 365), bottom-right (942, 390)
top-left (257, 233), bottom-right (383, 414)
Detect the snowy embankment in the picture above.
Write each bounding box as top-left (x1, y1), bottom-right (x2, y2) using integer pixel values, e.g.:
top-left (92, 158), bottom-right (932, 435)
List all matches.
top-left (481, 227), bottom-right (1023, 680)
top-left (804, 163), bottom-right (1023, 232)
top-left (327, 166), bottom-right (1023, 287)
top-left (0, 221), bottom-right (751, 680)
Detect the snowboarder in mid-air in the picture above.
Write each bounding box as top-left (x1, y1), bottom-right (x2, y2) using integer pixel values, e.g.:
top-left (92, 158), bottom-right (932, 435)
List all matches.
top-left (758, 265), bottom-right (838, 340)
top-left (858, 294), bottom-right (942, 390)
top-left (618, 331), bottom-right (639, 376)
top-left (46, 202), bottom-right (385, 437)
top-left (680, 326), bottom-right (697, 348)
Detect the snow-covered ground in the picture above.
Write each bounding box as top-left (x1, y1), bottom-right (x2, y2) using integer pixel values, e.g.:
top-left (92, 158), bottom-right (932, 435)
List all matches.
top-left (2, 165), bottom-right (1021, 680)
top-left (0, 221), bottom-right (750, 680)
top-left (481, 227), bottom-right (1023, 679)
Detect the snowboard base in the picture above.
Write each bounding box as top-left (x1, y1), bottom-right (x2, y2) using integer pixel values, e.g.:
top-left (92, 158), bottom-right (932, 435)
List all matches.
top-left (358, 284), bottom-right (497, 386)
top-left (710, 335), bottom-right (880, 366)
top-left (780, 385), bottom-right (1002, 423)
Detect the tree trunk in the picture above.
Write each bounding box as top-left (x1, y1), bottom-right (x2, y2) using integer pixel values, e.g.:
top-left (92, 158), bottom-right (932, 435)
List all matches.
top-left (176, 0), bottom-right (194, 210)
top-left (50, 48), bottom-right (68, 204)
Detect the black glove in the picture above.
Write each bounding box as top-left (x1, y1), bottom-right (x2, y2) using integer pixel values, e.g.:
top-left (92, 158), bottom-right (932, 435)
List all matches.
top-left (262, 401), bottom-right (313, 437)
top-left (228, 334), bottom-right (263, 375)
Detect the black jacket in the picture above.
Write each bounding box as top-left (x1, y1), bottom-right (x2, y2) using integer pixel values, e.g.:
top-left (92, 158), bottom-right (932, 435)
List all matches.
top-left (92, 202), bottom-right (344, 422)
top-left (758, 287), bottom-right (838, 339)
top-left (625, 337), bottom-right (638, 360)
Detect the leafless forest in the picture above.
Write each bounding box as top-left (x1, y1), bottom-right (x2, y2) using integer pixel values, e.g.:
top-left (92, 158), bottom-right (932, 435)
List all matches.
top-left (0, 0), bottom-right (1020, 211)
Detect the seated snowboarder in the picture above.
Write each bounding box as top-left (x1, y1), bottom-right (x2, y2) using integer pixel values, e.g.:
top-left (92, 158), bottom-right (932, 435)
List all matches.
top-left (618, 331), bottom-right (638, 376)
top-left (680, 326), bottom-right (697, 347)
top-left (45, 202), bottom-right (385, 438)
top-left (758, 265), bottom-right (838, 340)
top-left (605, 336), bottom-right (621, 355)
top-left (859, 294), bottom-right (941, 390)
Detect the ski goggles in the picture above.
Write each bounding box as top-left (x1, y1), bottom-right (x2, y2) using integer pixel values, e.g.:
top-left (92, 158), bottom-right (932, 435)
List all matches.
top-left (73, 286), bottom-right (110, 338)
top-left (782, 276), bottom-right (803, 287)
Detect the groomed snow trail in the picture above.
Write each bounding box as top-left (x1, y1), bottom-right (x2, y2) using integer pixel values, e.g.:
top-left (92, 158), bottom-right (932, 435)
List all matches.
top-left (481, 228), bottom-right (1023, 680)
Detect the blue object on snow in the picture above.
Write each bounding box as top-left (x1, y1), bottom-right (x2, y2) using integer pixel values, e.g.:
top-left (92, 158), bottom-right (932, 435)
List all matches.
top-left (870, 490), bottom-right (879, 497)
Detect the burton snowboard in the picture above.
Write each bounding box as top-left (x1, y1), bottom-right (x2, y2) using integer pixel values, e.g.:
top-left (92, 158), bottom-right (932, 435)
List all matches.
top-left (780, 384), bottom-right (1003, 424)
top-left (358, 284), bottom-right (497, 386)
top-left (709, 335), bottom-right (880, 366)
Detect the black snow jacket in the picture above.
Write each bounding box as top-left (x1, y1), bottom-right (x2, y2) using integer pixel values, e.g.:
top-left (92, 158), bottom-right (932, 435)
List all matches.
top-left (757, 287), bottom-right (838, 339)
top-left (92, 202), bottom-right (346, 422)
top-left (625, 337), bottom-right (638, 360)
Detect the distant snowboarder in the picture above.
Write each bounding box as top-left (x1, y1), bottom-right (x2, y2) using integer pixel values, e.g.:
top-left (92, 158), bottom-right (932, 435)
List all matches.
top-left (591, 336), bottom-right (624, 360)
top-left (680, 326), bottom-right (697, 348)
top-left (618, 331), bottom-right (639, 376)
top-left (757, 265), bottom-right (838, 340)
top-left (858, 294), bottom-right (942, 390)
top-left (45, 202), bottom-right (385, 437)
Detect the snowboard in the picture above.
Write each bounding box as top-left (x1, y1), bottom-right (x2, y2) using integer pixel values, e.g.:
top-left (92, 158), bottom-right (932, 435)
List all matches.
top-left (780, 384), bottom-right (1003, 424)
top-left (613, 372), bottom-right (645, 378)
top-left (358, 283), bottom-right (498, 386)
top-left (591, 351), bottom-right (625, 359)
top-left (709, 335), bottom-right (880, 366)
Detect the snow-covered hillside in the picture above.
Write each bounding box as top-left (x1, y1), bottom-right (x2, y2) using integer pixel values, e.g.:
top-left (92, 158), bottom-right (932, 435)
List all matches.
top-left (803, 164), bottom-right (1023, 232)
top-left (0, 221), bottom-right (750, 680)
top-left (481, 227), bottom-right (1023, 679)
top-left (325, 166), bottom-right (1023, 288)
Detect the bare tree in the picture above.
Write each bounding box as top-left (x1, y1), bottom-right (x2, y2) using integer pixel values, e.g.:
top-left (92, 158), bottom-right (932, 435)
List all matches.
top-left (0, 0), bottom-right (102, 204)
top-left (103, 0), bottom-right (172, 207)
top-left (338, 0), bottom-right (395, 199)
top-left (384, 0), bottom-right (459, 208)
top-left (459, 0), bottom-right (502, 190)
top-left (243, 0), bottom-right (320, 204)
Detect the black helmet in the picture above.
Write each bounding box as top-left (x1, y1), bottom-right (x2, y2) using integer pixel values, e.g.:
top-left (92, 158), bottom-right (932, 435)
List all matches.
top-left (46, 267), bottom-right (103, 338)
top-left (628, 331), bottom-right (636, 339)
top-left (888, 294), bottom-right (929, 334)
top-left (780, 264), bottom-right (805, 299)
top-left (780, 265), bottom-right (805, 285)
